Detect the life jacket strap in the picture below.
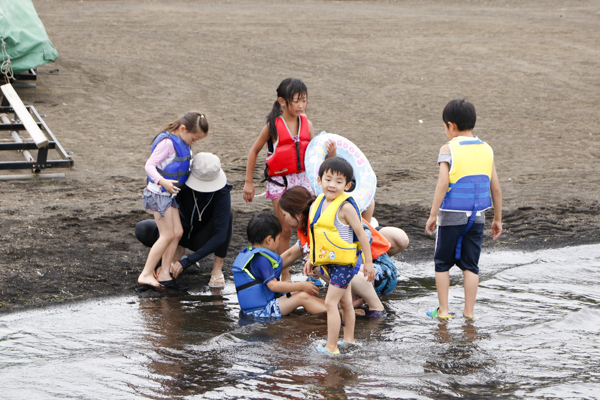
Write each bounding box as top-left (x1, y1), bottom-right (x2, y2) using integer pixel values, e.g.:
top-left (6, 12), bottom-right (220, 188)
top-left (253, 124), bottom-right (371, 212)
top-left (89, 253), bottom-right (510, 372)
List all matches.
top-left (157, 168), bottom-right (191, 179)
top-left (235, 279), bottom-right (262, 292)
top-left (173, 155), bottom-right (192, 162)
top-left (458, 139), bottom-right (485, 145)
top-left (454, 181), bottom-right (482, 260)
top-left (261, 165), bottom-right (288, 187)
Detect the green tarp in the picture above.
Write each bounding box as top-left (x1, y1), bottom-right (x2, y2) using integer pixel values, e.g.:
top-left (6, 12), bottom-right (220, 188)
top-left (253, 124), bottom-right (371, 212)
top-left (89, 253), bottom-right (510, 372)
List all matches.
top-left (0, 0), bottom-right (58, 76)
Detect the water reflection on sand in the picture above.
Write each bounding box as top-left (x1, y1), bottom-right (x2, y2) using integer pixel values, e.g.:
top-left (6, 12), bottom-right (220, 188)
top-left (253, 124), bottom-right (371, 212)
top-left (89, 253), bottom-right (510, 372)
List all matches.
top-left (1, 244), bottom-right (599, 399)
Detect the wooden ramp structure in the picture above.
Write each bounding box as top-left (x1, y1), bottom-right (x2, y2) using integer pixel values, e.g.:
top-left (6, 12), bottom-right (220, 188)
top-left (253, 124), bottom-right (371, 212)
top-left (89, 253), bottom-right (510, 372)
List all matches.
top-left (0, 83), bottom-right (73, 180)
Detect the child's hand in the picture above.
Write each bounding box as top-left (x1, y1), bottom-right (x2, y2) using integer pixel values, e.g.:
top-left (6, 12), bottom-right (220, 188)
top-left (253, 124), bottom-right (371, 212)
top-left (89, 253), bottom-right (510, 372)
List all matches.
top-left (425, 215), bottom-right (437, 235)
top-left (325, 139), bottom-right (337, 158)
top-left (300, 281), bottom-right (320, 296)
top-left (160, 179), bottom-right (181, 194)
top-left (242, 182), bottom-right (254, 203)
top-left (491, 220), bottom-right (502, 241)
top-left (364, 262), bottom-right (376, 283)
top-left (303, 260), bottom-right (314, 277)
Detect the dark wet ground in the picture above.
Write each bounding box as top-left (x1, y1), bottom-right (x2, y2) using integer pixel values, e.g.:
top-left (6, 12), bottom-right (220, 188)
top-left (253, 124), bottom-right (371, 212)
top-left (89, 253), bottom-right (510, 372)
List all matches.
top-left (2, 244), bottom-right (599, 399)
top-left (1, 187), bottom-right (598, 313)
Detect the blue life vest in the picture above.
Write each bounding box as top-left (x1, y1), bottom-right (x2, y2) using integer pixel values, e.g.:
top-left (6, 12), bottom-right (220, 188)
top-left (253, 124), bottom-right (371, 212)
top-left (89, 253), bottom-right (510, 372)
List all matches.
top-left (232, 246), bottom-right (283, 313)
top-left (440, 137), bottom-right (493, 213)
top-left (439, 137), bottom-right (494, 260)
top-left (149, 132), bottom-right (192, 191)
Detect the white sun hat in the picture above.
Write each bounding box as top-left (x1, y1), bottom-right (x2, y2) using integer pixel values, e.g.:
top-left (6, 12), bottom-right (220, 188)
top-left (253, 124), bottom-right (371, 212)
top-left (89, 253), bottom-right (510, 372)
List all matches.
top-left (185, 153), bottom-right (227, 192)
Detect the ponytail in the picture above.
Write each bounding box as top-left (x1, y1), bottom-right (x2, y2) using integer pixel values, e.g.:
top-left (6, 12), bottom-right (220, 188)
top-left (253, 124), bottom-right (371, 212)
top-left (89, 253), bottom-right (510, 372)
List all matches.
top-left (266, 99), bottom-right (282, 142)
top-left (266, 77), bottom-right (300, 142)
top-left (156, 111), bottom-right (209, 141)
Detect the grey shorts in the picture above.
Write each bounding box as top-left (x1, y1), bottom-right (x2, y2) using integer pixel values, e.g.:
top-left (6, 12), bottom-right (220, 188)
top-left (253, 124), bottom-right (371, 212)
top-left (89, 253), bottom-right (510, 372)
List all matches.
top-left (142, 188), bottom-right (179, 215)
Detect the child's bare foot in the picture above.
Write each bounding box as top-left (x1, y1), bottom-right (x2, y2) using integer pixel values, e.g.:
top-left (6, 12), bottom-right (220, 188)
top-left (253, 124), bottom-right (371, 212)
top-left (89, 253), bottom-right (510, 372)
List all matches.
top-left (354, 308), bottom-right (366, 316)
top-left (138, 273), bottom-right (164, 290)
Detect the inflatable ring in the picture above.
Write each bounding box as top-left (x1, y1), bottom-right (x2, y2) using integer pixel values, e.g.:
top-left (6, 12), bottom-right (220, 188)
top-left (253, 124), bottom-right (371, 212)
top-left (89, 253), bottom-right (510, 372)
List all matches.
top-left (304, 131), bottom-right (376, 211)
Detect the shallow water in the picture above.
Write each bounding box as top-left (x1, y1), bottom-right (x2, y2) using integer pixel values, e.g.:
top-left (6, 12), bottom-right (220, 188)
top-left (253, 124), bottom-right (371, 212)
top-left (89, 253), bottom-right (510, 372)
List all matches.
top-left (1, 244), bottom-right (600, 399)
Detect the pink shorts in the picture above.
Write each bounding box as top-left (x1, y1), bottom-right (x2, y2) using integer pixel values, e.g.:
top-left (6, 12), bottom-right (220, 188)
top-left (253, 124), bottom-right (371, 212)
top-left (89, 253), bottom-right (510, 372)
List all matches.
top-left (265, 171), bottom-right (315, 200)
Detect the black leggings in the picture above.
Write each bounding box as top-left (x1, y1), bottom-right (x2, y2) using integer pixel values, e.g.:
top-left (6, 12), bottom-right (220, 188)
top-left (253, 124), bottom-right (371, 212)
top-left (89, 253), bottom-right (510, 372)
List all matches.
top-left (135, 211), bottom-right (233, 259)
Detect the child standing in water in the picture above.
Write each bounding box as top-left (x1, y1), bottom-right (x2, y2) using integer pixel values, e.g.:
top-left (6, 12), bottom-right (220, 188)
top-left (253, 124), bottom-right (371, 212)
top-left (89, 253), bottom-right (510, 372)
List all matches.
top-left (278, 186), bottom-right (410, 318)
top-left (243, 78), bottom-right (335, 262)
top-left (138, 111), bottom-right (209, 290)
top-left (308, 157), bottom-right (375, 354)
top-left (425, 99), bottom-right (502, 319)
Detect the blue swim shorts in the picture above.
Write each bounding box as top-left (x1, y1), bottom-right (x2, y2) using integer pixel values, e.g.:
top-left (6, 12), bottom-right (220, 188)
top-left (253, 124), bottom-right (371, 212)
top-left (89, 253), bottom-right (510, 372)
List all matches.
top-left (327, 264), bottom-right (357, 289)
top-left (434, 223), bottom-right (484, 275)
top-left (373, 253), bottom-right (398, 298)
top-left (244, 297), bottom-right (281, 319)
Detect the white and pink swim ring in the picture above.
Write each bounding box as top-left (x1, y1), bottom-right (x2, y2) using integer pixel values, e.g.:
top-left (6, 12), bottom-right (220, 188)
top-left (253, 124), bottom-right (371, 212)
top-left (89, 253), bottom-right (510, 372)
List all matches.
top-left (304, 131), bottom-right (376, 212)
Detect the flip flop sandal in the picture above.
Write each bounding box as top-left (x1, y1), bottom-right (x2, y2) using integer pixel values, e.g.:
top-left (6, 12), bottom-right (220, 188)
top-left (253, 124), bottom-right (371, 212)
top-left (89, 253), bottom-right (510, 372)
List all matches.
top-left (159, 279), bottom-right (189, 291)
top-left (209, 275), bottom-right (225, 288)
top-left (135, 284), bottom-right (166, 293)
top-left (427, 307), bottom-right (452, 319)
top-left (365, 309), bottom-right (387, 318)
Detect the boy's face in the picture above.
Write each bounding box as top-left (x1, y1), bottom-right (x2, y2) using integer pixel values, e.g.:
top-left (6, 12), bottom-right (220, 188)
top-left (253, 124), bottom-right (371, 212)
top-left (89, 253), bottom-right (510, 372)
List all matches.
top-left (317, 170), bottom-right (351, 201)
top-left (260, 234), bottom-right (280, 252)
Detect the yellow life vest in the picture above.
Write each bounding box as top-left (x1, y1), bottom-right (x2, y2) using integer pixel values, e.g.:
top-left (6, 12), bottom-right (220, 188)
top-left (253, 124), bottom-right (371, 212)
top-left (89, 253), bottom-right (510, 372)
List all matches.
top-left (308, 193), bottom-right (364, 267)
top-left (440, 136), bottom-right (494, 212)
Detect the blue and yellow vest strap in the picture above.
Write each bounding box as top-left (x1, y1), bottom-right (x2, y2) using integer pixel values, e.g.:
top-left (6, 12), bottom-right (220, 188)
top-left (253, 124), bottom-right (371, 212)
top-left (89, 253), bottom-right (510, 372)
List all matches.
top-left (234, 246), bottom-right (281, 292)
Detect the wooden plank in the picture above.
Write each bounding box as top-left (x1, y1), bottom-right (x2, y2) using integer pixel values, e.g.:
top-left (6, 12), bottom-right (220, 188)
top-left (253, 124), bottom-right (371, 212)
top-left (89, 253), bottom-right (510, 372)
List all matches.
top-left (0, 83), bottom-right (49, 148)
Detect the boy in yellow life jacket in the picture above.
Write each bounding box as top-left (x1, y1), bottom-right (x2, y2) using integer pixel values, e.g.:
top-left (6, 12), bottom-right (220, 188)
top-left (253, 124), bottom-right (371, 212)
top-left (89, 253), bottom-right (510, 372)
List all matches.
top-left (306, 157), bottom-right (375, 354)
top-left (425, 99), bottom-right (503, 320)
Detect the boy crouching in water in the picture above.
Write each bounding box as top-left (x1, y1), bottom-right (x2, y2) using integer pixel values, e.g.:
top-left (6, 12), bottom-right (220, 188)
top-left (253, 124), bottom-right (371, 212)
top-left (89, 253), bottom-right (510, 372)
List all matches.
top-left (233, 212), bottom-right (326, 319)
top-left (425, 99), bottom-right (503, 320)
top-left (307, 157), bottom-right (375, 354)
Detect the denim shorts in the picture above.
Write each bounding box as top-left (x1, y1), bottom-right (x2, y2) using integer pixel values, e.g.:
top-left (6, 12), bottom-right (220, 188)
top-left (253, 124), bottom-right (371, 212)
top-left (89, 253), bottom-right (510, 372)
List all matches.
top-left (143, 188), bottom-right (179, 215)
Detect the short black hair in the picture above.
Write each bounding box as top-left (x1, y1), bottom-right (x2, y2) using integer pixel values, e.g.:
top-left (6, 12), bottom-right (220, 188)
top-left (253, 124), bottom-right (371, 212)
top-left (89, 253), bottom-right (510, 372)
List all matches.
top-left (442, 99), bottom-right (476, 131)
top-left (247, 212), bottom-right (282, 245)
top-left (318, 156), bottom-right (354, 184)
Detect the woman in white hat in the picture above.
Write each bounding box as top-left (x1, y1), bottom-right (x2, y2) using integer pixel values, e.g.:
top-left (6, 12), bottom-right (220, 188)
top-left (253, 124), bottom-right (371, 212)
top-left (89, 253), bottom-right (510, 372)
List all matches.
top-left (136, 153), bottom-right (233, 289)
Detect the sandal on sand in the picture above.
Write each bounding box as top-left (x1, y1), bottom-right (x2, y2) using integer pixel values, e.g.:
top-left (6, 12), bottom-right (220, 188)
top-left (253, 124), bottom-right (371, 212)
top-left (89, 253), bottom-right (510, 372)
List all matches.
top-left (135, 284), bottom-right (166, 293)
top-left (159, 279), bottom-right (189, 291)
top-left (427, 307), bottom-right (452, 319)
top-left (209, 275), bottom-right (225, 288)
